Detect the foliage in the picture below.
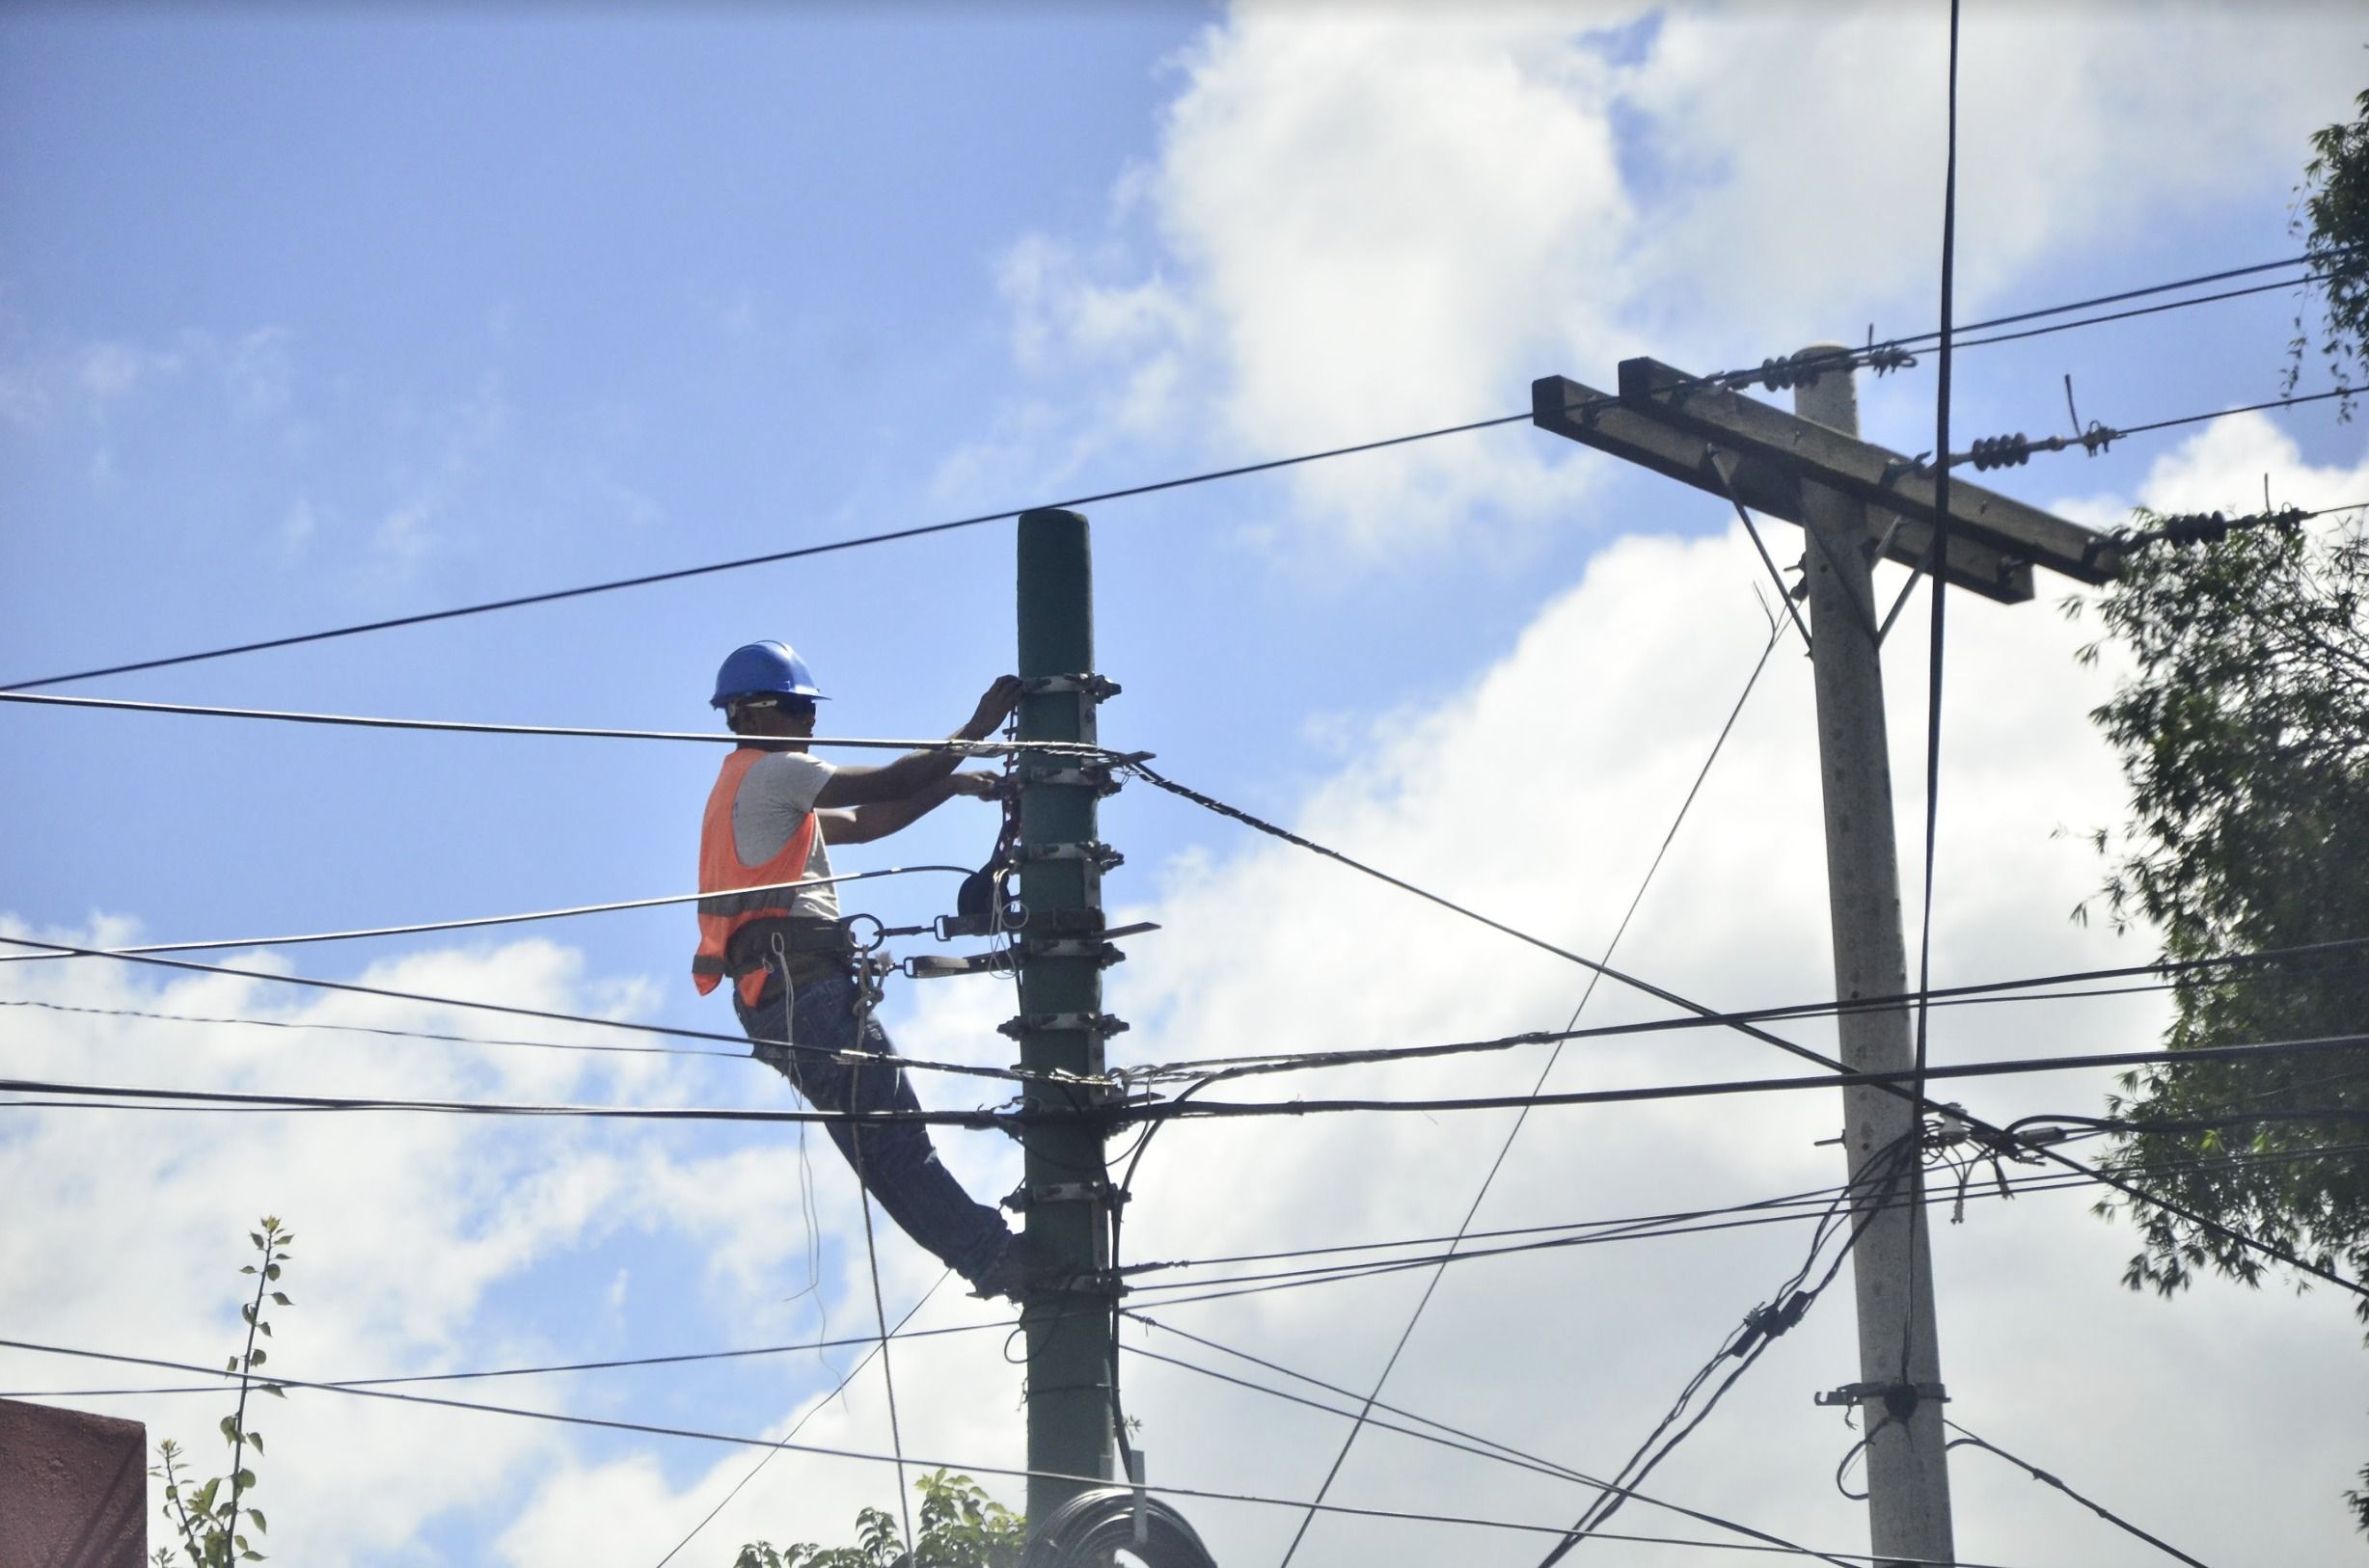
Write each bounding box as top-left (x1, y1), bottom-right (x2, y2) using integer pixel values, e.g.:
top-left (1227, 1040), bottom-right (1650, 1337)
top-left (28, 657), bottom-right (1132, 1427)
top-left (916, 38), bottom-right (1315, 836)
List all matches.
top-left (2290, 86), bottom-right (2369, 404)
top-left (735, 1470), bottom-right (1024, 1568)
top-left (2070, 514), bottom-right (2369, 1519)
top-left (149, 1219), bottom-right (294, 1567)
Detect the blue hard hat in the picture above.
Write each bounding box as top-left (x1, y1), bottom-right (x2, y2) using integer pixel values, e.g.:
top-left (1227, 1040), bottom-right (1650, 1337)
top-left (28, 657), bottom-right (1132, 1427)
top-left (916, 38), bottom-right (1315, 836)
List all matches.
top-left (711, 641), bottom-right (828, 709)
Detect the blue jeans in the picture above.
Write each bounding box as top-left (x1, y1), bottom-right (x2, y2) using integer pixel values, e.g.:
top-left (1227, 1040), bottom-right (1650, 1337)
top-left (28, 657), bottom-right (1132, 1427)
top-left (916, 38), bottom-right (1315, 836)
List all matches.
top-left (736, 969), bottom-right (1013, 1284)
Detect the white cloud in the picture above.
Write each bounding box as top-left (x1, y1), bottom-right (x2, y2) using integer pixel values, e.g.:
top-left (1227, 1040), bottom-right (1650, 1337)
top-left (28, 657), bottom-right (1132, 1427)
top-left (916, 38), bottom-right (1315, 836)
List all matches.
top-left (972, 1), bottom-right (2365, 556)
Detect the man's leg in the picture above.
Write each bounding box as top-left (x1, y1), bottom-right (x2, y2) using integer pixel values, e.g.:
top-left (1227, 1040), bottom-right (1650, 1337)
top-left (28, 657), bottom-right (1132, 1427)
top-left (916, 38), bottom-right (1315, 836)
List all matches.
top-left (739, 971), bottom-right (1014, 1284)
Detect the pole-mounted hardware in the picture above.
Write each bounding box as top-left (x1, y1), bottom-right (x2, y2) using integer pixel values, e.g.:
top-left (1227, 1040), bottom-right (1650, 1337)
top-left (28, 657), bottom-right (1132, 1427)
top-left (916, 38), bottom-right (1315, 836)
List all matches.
top-left (1816, 1380), bottom-right (1950, 1422)
top-left (1015, 507), bottom-right (1127, 1538)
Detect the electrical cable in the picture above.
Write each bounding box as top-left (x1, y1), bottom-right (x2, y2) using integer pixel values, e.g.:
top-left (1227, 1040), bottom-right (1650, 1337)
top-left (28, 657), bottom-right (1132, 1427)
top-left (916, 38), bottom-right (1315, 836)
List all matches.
top-left (1079, 1141), bottom-right (2369, 1317)
top-left (9, 928), bottom-right (2355, 1077)
top-left (649, 1273), bottom-right (952, 1568)
top-left (1130, 763), bottom-right (2369, 1303)
top-left (1, 415), bottom-right (1531, 693)
top-left (1947, 272), bottom-right (2328, 352)
top-left (0, 864), bottom-right (967, 966)
top-left (0, 933), bottom-right (1060, 1089)
top-left (6, 251), bottom-right (2344, 702)
top-left (0, 688), bottom-right (1117, 756)
top-left (32, 1135), bottom-right (2369, 1406)
top-left (848, 1125), bottom-right (914, 1561)
top-left (1130, 933), bottom-right (2369, 1082)
top-left (1535, 1136), bottom-right (1912, 1566)
top-left (1896, 0), bottom-right (1962, 1420)
top-left (0, 995), bottom-right (751, 1062)
top-left (1118, 1340), bottom-right (1854, 1568)
top-left (1273, 609), bottom-right (1786, 1568)
top-left (11, 1034), bottom-right (2368, 1128)
top-left (1944, 1419), bottom-right (2212, 1568)
top-left (0, 1334), bottom-right (2037, 1564)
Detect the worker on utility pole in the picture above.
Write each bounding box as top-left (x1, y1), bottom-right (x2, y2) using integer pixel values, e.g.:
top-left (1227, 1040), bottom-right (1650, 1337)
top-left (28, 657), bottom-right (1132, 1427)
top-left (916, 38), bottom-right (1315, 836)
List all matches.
top-left (694, 639), bottom-right (1043, 1299)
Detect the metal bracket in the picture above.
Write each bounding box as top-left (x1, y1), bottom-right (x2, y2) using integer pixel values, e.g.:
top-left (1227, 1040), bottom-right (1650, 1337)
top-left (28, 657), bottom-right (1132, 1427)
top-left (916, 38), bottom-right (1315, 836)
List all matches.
top-left (901, 951), bottom-right (1016, 981)
top-left (1815, 1380), bottom-right (1948, 1420)
top-left (997, 1012), bottom-right (1130, 1041)
top-left (1020, 938), bottom-right (1125, 968)
top-left (1019, 907), bottom-right (1107, 937)
top-left (1021, 672), bottom-right (1122, 701)
top-left (1027, 840), bottom-right (1125, 871)
top-left (1002, 1178), bottom-right (1118, 1212)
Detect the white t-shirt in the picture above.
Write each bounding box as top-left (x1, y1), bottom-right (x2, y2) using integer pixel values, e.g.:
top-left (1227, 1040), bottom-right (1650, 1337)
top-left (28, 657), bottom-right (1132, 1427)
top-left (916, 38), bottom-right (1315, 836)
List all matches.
top-left (729, 750), bottom-right (839, 922)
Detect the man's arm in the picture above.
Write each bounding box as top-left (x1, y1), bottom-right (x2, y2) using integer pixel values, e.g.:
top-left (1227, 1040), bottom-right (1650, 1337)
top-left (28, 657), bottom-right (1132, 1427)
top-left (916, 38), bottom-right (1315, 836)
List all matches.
top-left (815, 771), bottom-right (997, 846)
top-left (814, 676), bottom-right (1022, 810)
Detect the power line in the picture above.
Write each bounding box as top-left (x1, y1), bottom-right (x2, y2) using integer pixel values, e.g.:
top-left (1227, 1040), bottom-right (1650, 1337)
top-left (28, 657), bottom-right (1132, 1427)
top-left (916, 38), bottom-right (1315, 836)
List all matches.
top-left (0, 994), bottom-right (750, 1062)
top-left (1130, 934), bottom-right (2369, 1083)
top-left (1113, 1138), bottom-right (2369, 1303)
top-left (1, 414), bottom-right (1531, 693)
top-left (5, 252), bottom-right (2343, 699)
top-left (32, 1137), bottom-right (2369, 1406)
top-left (12, 927), bottom-right (2358, 1079)
top-left (1129, 760), bottom-right (2369, 1302)
top-left (1942, 386), bottom-right (2360, 472)
top-left (1119, 1338), bottom-right (1857, 1568)
top-left (1947, 272), bottom-right (2328, 352)
top-left (0, 933), bottom-right (1056, 1088)
top-left (652, 1273), bottom-right (952, 1568)
top-left (1536, 1139), bottom-right (1910, 1566)
top-left (11, 1033), bottom-right (2366, 1130)
top-left (0, 688), bottom-right (1109, 755)
top-left (0, 863), bottom-right (967, 966)
top-left (0, 1312), bottom-right (1009, 1400)
top-left (0, 1334), bottom-right (2037, 1565)
top-left (1275, 611), bottom-right (1785, 1567)
top-left (1943, 1419), bottom-right (2212, 1568)
top-left (1696, 252), bottom-right (2341, 392)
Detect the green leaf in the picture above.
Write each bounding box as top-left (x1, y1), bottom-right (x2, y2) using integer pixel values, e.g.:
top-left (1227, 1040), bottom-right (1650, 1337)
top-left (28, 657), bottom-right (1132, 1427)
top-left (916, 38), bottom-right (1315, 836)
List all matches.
top-left (246, 1432), bottom-right (263, 1456)
top-left (219, 1416), bottom-right (240, 1443)
top-left (247, 1349), bottom-right (266, 1366)
top-left (233, 1470), bottom-right (257, 1491)
top-left (268, 1293), bottom-right (290, 1307)
top-left (250, 1233), bottom-right (264, 1250)
top-left (263, 1264), bottom-right (281, 1280)
top-left (260, 1385), bottom-right (286, 1400)
top-left (193, 1478), bottom-right (221, 1515)
top-left (246, 1508), bottom-right (267, 1533)
top-left (257, 1322), bottom-right (272, 1337)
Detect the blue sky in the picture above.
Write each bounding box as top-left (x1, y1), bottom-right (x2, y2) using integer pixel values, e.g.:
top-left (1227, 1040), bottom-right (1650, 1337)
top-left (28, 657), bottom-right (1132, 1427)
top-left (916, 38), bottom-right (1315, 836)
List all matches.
top-left (6, 6), bottom-right (2369, 1565)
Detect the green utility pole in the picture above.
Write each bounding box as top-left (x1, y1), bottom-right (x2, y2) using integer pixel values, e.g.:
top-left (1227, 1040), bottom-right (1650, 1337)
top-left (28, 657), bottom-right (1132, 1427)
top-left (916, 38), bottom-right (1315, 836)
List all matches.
top-left (1012, 506), bottom-right (1121, 1536)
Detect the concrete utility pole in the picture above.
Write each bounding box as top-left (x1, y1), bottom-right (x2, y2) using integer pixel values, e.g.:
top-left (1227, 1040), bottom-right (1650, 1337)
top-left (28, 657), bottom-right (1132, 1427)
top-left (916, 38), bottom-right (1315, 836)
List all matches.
top-left (1531, 352), bottom-right (2122, 1568)
top-left (1012, 506), bottom-right (1120, 1536)
top-left (1791, 350), bottom-right (1954, 1566)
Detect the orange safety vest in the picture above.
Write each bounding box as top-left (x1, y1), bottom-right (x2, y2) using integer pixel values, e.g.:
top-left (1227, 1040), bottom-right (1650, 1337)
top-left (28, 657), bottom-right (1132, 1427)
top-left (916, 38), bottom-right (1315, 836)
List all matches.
top-left (692, 748), bottom-right (820, 1006)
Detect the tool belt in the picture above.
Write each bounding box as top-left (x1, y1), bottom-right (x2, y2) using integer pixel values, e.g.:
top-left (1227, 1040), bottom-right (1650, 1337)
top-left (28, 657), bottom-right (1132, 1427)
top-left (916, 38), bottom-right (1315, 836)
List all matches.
top-left (725, 916), bottom-right (856, 996)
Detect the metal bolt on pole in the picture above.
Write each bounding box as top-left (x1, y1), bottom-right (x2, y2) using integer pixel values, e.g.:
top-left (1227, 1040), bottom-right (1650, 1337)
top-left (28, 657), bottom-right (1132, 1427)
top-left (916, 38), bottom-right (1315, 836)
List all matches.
top-left (1014, 507), bottom-right (1117, 1537)
top-left (1793, 347), bottom-right (1956, 1566)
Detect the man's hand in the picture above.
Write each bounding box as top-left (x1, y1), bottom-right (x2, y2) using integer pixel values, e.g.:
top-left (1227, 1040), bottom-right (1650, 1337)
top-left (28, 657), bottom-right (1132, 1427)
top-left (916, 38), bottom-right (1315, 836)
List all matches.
top-left (956, 675), bottom-right (1025, 743)
top-left (944, 770), bottom-right (1001, 800)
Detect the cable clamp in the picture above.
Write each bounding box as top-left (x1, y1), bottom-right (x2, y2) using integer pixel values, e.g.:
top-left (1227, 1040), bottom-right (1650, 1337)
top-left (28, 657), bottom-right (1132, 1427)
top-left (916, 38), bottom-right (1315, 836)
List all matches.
top-left (998, 1012), bottom-right (1130, 1041)
top-left (1020, 762), bottom-right (1125, 796)
top-left (1020, 938), bottom-right (1125, 968)
top-left (1002, 1179), bottom-right (1118, 1212)
top-left (1814, 1380), bottom-right (1948, 1421)
top-left (901, 951), bottom-right (1014, 981)
top-left (1027, 840), bottom-right (1125, 871)
top-left (1729, 1290), bottom-right (1811, 1358)
top-left (1021, 672), bottom-right (1122, 702)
